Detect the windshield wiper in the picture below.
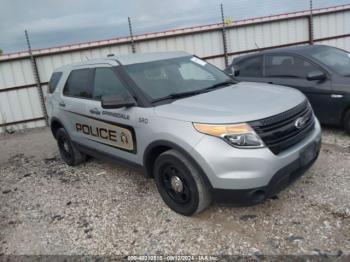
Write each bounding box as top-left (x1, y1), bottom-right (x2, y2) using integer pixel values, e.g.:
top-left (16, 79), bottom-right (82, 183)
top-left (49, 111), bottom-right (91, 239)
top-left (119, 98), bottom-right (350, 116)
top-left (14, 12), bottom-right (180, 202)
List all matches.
top-left (151, 80), bottom-right (235, 103)
top-left (152, 90), bottom-right (202, 103)
top-left (199, 80), bottom-right (236, 93)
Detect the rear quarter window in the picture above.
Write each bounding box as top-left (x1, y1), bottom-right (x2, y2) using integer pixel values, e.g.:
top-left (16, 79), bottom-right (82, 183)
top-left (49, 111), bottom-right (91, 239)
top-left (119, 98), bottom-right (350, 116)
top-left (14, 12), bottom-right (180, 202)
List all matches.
top-left (48, 72), bottom-right (63, 93)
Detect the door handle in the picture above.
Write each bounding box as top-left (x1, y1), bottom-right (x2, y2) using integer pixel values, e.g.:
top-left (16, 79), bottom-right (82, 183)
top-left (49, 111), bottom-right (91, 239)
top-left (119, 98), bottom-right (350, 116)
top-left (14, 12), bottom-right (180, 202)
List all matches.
top-left (59, 101), bottom-right (66, 107)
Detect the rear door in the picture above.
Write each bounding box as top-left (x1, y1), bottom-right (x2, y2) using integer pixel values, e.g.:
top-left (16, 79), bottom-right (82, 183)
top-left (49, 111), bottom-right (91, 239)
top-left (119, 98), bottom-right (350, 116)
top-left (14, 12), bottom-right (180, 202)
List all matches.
top-left (263, 54), bottom-right (333, 123)
top-left (59, 67), bottom-right (94, 143)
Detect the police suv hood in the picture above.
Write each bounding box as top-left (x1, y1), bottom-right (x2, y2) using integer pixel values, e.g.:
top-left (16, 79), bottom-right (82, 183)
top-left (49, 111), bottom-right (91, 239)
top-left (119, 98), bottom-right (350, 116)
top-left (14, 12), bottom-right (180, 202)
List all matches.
top-left (154, 82), bottom-right (306, 123)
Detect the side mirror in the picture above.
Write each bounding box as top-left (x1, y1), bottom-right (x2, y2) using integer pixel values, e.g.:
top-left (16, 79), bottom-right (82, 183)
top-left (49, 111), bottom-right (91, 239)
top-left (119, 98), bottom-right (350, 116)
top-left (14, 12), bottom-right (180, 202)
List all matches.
top-left (225, 65), bottom-right (240, 77)
top-left (307, 71), bottom-right (326, 81)
top-left (101, 95), bottom-right (136, 109)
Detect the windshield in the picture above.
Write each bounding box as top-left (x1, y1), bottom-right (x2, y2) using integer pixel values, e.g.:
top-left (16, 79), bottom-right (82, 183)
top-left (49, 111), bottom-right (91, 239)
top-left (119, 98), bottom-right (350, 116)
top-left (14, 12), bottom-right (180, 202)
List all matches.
top-left (310, 46), bottom-right (350, 76)
top-left (123, 56), bottom-right (234, 101)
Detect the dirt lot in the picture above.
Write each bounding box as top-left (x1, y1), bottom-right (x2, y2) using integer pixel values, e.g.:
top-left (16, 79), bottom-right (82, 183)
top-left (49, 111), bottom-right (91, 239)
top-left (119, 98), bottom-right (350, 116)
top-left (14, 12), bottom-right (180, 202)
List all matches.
top-left (0, 127), bottom-right (349, 257)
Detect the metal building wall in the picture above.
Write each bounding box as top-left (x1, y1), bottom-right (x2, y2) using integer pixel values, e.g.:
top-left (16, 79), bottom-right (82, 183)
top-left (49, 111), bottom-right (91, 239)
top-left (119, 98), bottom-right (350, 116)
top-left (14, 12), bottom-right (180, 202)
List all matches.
top-left (227, 18), bottom-right (308, 53)
top-left (313, 9), bottom-right (350, 39)
top-left (313, 10), bottom-right (350, 50)
top-left (0, 5), bottom-right (349, 132)
top-left (0, 58), bottom-right (46, 131)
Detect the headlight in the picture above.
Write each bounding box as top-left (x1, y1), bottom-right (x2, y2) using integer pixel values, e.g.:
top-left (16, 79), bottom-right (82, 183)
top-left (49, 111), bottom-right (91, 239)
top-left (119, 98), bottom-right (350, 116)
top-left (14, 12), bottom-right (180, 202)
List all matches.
top-left (193, 122), bottom-right (265, 148)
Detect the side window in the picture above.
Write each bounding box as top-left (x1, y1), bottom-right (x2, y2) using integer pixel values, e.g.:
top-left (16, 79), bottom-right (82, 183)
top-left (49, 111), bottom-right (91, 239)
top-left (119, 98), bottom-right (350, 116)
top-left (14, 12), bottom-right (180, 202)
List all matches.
top-left (48, 72), bottom-right (62, 93)
top-left (236, 56), bottom-right (263, 77)
top-left (92, 68), bottom-right (130, 100)
top-left (63, 69), bottom-right (93, 98)
top-left (265, 55), bottom-right (318, 79)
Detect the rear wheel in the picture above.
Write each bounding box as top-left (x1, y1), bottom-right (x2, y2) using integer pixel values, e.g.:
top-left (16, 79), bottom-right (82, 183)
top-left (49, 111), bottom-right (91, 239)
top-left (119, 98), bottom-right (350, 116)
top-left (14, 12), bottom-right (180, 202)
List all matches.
top-left (56, 128), bottom-right (86, 166)
top-left (343, 110), bottom-right (350, 135)
top-left (154, 149), bottom-right (211, 216)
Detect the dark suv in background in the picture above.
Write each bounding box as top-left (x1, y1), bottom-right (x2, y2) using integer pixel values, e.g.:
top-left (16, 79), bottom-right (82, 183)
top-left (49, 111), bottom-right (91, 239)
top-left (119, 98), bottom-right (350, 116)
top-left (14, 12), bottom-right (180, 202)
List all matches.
top-left (227, 45), bottom-right (350, 134)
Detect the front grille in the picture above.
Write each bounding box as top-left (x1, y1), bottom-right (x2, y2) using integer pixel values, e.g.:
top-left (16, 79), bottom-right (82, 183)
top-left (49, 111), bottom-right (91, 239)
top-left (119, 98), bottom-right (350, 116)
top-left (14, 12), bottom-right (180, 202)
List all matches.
top-left (249, 100), bottom-right (315, 155)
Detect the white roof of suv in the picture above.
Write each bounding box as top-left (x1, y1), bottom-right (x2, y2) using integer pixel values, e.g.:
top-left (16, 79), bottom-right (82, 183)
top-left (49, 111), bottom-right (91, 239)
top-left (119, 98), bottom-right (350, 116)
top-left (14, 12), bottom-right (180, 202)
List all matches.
top-left (55, 51), bottom-right (190, 71)
top-left (113, 51), bottom-right (189, 65)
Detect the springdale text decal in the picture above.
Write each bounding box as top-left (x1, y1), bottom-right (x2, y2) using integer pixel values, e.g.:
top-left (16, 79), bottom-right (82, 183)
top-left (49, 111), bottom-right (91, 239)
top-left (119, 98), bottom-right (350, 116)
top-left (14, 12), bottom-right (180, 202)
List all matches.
top-left (102, 111), bottom-right (130, 120)
top-left (89, 108), bottom-right (130, 120)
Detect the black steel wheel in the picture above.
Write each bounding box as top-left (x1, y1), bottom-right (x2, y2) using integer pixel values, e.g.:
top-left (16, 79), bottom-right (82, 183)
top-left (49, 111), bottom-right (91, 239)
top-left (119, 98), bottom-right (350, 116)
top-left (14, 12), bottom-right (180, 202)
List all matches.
top-left (154, 149), bottom-right (211, 216)
top-left (160, 164), bottom-right (192, 205)
top-left (56, 128), bottom-right (86, 166)
top-left (57, 134), bottom-right (72, 160)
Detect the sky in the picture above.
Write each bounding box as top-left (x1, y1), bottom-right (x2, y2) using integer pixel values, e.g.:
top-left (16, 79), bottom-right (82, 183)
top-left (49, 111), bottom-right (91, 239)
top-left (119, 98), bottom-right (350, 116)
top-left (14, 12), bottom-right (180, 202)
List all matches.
top-left (1, 0), bottom-right (349, 54)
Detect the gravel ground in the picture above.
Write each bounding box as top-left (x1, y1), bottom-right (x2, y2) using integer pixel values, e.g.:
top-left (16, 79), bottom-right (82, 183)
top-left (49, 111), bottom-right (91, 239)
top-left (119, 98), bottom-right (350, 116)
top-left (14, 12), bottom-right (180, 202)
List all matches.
top-left (0, 127), bottom-right (349, 258)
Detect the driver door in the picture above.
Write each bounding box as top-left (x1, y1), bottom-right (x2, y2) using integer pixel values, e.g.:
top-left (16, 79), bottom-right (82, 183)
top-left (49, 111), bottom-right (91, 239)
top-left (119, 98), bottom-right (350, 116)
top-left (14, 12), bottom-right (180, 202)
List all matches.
top-left (83, 66), bottom-right (139, 162)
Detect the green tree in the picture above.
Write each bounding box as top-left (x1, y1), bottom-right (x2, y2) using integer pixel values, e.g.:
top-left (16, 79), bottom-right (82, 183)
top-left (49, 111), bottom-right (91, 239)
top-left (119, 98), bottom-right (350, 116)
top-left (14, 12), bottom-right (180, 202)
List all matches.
top-left (0, 49), bottom-right (3, 55)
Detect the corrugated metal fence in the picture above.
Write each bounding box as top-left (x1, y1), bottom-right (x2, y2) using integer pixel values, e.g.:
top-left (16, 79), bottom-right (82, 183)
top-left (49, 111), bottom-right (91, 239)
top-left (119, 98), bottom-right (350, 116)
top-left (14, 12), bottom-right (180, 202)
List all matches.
top-left (0, 4), bottom-right (349, 132)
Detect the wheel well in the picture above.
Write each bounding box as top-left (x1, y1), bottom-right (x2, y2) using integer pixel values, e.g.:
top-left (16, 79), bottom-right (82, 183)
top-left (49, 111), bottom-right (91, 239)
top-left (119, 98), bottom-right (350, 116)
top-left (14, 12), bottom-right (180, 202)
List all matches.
top-left (50, 119), bottom-right (63, 139)
top-left (143, 142), bottom-right (213, 189)
top-left (144, 145), bottom-right (171, 177)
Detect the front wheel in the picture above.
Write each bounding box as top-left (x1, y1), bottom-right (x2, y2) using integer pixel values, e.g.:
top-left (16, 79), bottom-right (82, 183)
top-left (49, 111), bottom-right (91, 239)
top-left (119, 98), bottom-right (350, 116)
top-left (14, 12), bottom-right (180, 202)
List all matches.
top-left (56, 128), bottom-right (87, 166)
top-left (154, 149), bottom-right (211, 216)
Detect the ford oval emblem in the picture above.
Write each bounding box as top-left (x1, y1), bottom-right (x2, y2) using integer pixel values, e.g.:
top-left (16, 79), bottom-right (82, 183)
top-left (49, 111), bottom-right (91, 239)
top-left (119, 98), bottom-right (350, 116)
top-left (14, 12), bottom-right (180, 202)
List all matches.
top-left (295, 116), bottom-right (308, 129)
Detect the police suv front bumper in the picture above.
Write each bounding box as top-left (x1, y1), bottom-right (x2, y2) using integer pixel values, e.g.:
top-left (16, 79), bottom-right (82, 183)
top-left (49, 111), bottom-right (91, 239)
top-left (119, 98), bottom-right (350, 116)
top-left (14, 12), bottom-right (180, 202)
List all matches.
top-left (191, 118), bottom-right (322, 204)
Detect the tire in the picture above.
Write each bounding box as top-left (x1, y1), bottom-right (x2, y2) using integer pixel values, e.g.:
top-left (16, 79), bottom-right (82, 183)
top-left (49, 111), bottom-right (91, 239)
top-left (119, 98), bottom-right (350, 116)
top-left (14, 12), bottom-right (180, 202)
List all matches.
top-left (154, 149), bottom-right (211, 216)
top-left (344, 110), bottom-right (350, 135)
top-left (56, 128), bottom-right (86, 166)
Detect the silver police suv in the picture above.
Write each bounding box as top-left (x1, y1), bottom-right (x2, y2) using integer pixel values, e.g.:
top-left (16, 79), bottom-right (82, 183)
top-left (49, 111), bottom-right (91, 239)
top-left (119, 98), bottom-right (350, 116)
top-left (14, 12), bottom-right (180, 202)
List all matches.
top-left (47, 51), bottom-right (321, 216)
